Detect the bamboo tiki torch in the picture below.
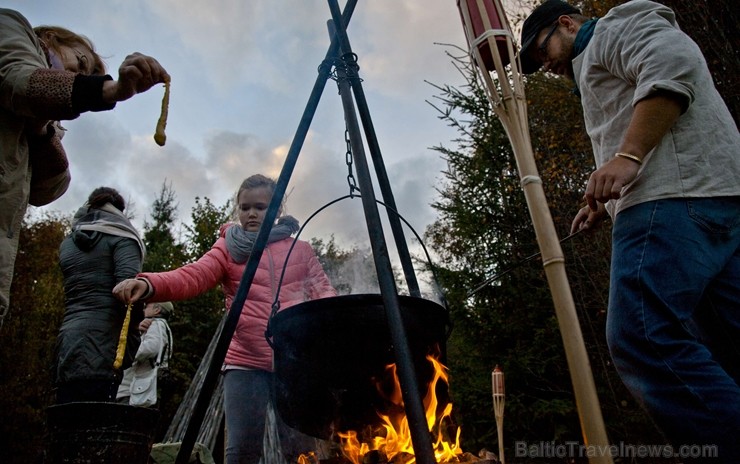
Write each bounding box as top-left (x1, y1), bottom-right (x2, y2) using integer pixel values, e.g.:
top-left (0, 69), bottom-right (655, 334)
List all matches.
top-left (492, 365), bottom-right (505, 464)
top-left (457, 1), bottom-right (612, 462)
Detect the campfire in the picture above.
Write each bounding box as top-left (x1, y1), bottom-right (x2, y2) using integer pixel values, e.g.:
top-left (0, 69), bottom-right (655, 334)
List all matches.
top-left (298, 355), bottom-right (496, 464)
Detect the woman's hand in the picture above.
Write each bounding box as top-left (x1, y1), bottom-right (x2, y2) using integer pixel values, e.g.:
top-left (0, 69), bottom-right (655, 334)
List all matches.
top-left (113, 278), bottom-right (149, 304)
top-left (102, 53), bottom-right (170, 104)
top-left (571, 202), bottom-right (608, 234)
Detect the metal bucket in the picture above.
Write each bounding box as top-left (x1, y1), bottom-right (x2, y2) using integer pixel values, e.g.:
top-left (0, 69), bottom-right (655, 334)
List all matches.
top-left (268, 294), bottom-right (450, 439)
top-left (46, 402), bottom-right (159, 464)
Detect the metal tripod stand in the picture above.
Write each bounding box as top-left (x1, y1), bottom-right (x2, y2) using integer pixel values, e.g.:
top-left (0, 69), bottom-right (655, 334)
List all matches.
top-left (176, 1), bottom-right (439, 462)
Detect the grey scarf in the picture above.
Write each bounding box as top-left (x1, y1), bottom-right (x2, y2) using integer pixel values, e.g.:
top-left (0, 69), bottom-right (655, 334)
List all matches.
top-left (72, 202), bottom-right (146, 260)
top-left (225, 215), bottom-right (300, 264)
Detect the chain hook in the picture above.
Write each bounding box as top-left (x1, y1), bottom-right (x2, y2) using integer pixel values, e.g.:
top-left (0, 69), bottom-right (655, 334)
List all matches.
top-left (344, 128), bottom-right (359, 197)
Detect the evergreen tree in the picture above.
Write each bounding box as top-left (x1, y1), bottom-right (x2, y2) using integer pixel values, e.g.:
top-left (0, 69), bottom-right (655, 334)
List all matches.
top-left (184, 196), bottom-right (233, 259)
top-left (142, 181), bottom-right (188, 273)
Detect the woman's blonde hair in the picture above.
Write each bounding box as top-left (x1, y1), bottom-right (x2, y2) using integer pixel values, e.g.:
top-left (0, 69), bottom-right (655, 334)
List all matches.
top-left (33, 25), bottom-right (106, 75)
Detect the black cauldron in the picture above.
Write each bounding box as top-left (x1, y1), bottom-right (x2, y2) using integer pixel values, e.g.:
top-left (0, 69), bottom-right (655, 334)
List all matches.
top-left (268, 294), bottom-right (450, 439)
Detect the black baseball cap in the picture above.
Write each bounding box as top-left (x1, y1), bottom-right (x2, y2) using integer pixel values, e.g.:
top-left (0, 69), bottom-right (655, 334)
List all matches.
top-left (520, 0), bottom-right (580, 74)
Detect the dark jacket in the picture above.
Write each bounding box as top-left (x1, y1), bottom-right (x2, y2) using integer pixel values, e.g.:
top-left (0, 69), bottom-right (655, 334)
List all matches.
top-left (55, 228), bottom-right (143, 384)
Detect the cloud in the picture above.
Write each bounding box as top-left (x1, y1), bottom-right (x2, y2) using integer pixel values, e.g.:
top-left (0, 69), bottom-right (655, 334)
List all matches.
top-left (19, 0), bottom-right (470, 263)
top-left (352, 0), bottom-right (467, 100)
top-left (144, 1), bottom-right (330, 96)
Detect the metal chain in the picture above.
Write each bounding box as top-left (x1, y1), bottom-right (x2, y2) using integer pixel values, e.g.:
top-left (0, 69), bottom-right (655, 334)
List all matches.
top-left (340, 52), bottom-right (360, 79)
top-left (319, 54), bottom-right (362, 197)
top-left (344, 128), bottom-right (359, 196)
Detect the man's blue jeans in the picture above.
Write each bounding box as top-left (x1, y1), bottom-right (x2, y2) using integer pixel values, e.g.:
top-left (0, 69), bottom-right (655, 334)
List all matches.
top-left (607, 197), bottom-right (740, 462)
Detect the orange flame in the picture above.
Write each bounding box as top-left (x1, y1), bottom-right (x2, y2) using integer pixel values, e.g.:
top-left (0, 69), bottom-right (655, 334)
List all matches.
top-left (336, 355), bottom-right (463, 464)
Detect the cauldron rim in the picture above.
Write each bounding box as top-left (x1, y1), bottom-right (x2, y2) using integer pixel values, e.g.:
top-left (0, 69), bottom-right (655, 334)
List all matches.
top-left (269, 293), bottom-right (449, 323)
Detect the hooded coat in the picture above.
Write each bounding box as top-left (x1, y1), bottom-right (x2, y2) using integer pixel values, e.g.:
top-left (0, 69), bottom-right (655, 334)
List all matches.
top-left (55, 206), bottom-right (144, 385)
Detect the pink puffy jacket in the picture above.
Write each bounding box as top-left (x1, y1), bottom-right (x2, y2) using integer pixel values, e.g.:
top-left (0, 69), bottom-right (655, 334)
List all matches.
top-left (139, 223), bottom-right (336, 371)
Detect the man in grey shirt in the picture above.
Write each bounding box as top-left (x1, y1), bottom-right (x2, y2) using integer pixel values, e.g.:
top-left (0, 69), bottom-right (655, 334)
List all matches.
top-left (520, 0), bottom-right (740, 461)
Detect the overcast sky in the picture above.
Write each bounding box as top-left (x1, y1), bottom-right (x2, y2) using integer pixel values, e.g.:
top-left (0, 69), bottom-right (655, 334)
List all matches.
top-left (11, 0), bottom-right (477, 258)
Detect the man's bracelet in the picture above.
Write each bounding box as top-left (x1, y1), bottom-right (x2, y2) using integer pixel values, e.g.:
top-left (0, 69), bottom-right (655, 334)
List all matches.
top-left (615, 152), bottom-right (643, 165)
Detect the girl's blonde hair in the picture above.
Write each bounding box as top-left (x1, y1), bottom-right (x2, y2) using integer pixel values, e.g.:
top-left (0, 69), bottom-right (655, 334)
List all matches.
top-left (235, 174), bottom-right (285, 218)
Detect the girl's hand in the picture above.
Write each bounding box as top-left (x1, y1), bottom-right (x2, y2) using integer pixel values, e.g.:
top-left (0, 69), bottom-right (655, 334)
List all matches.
top-left (571, 202), bottom-right (608, 234)
top-left (113, 278), bottom-right (149, 303)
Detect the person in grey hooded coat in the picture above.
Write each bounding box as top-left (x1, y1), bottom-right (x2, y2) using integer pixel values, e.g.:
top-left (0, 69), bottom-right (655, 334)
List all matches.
top-left (54, 186), bottom-right (146, 404)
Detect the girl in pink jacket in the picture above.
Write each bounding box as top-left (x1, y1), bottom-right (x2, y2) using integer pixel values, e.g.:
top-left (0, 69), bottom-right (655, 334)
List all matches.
top-left (114, 174), bottom-right (336, 464)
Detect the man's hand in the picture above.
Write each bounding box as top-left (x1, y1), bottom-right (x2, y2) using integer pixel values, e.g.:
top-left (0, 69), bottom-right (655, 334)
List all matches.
top-left (583, 91), bottom-right (683, 212)
top-left (571, 201), bottom-right (609, 234)
top-left (584, 156), bottom-right (641, 211)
